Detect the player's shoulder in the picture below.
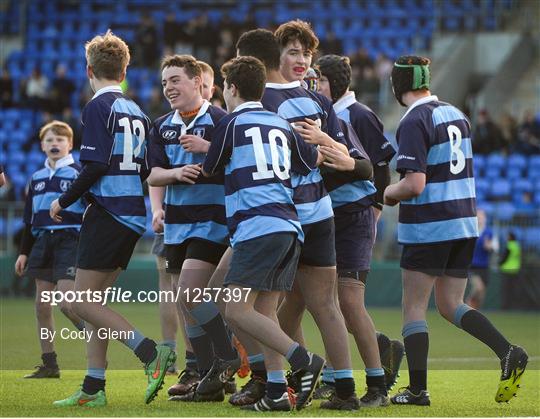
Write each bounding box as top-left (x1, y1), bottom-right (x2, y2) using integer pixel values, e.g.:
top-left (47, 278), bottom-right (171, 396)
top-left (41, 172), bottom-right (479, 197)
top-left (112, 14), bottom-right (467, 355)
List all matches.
top-left (152, 110), bottom-right (175, 130)
top-left (207, 104), bottom-right (228, 121)
top-left (31, 166), bottom-right (49, 181)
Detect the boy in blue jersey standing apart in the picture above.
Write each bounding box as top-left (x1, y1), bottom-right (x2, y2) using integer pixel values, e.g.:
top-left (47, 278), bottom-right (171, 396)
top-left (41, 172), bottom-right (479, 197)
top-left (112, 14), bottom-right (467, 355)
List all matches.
top-left (15, 121), bottom-right (85, 379)
top-left (203, 56), bottom-right (325, 412)
top-left (384, 55), bottom-right (527, 406)
top-left (50, 31), bottom-right (175, 407)
top-left (147, 55), bottom-right (238, 402)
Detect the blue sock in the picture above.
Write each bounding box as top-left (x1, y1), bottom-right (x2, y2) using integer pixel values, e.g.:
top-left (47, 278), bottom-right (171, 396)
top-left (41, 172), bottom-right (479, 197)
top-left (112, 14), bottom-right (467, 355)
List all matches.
top-left (124, 329), bottom-right (145, 351)
top-left (87, 367), bottom-right (105, 380)
top-left (267, 370), bottom-right (286, 383)
top-left (161, 340), bottom-right (177, 351)
top-left (322, 366), bottom-right (335, 384)
top-left (365, 367), bottom-right (384, 377)
top-left (453, 303), bottom-right (473, 328)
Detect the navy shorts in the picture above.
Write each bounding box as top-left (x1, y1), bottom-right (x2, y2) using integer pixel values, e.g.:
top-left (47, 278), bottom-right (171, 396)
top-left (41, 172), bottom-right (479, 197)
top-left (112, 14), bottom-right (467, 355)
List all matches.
top-left (299, 217), bottom-right (336, 267)
top-left (151, 233), bottom-right (166, 258)
top-left (77, 204), bottom-right (140, 271)
top-left (335, 206), bottom-right (376, 275)
top-left (165, 239), bottom-right (228, 273)
top-left (401, 238), bottom-right (477, 278)
top-left (26, 229), bottom-right (78, 283)
top-left (224, 232), bottom-right (301, 291)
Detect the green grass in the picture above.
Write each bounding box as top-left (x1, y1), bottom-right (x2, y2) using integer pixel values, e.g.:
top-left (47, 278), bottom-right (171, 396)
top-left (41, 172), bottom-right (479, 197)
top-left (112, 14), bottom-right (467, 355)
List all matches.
top-left (1, 299), bottom-right (539, 417)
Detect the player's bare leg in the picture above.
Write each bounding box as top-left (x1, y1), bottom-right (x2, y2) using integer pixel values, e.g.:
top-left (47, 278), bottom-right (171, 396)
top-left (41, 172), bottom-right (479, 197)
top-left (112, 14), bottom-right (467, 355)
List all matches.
top-left (465, 274), bottom-right (485, 309)
top-left (56, 279), bottom-right (84, 330)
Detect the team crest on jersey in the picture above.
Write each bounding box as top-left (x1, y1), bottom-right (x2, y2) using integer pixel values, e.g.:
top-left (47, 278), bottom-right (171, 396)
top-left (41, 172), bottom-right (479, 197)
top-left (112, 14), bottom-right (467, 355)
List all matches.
top-left (162, 129), bottom-right (178, 140)
top-left (60, 180), bottom-right (72, 192)
top-left (34, 181), bottom-right (46, 192)
top-left (193, 128), bottom-right (205, 138)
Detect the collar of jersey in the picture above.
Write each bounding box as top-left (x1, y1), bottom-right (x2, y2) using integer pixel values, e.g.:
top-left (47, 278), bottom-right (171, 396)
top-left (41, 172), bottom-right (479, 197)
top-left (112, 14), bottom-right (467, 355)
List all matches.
top-left (400, 95), bottom-right (438, 122)
top-left (233, 101), bottom-right (263, 113)
top-left (333, 91), bottom-right (356, 115)
top-left (265, 80), bottom-right (301, 90)
top-left (44, 154), bottom-right (74, 178)
top-left (92, 85), bottom-right (123, 100)
top-left (171, 100), bottom-right (210, 130)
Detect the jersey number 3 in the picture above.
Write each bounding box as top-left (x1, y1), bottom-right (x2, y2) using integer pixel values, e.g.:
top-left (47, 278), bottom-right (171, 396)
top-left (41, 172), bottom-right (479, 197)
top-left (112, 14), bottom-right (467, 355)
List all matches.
top-left (245, 127), bottom-right (291, 181)
top-left (447, 124), bottom-right (465, 175)
top-left (119, 117), bottom-right (145, 172)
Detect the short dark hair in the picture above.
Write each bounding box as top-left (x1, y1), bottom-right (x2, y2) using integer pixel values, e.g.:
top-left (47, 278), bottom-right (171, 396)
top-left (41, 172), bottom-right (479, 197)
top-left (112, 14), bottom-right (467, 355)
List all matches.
top-left (221, 57), bottom-right (266, 102)
top-left (274, 20), bottom-right (319, 53)
top-left (161, 54), bottom-right (201, 78)
top-left (236, 29), bottom-right (280, 71)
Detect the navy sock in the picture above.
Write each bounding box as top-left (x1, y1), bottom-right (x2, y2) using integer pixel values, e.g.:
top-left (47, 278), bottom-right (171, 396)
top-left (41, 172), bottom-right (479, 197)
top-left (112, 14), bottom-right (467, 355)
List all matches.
top-left (248, 354), bottom-right (267, 380)
top-left (286, 344), bottom-right (310, 371)
top-left (403, 321), bottom-right (429, 393)
top-left (185, 350), bottom-right (197, 370)
top-left (42, 352), bottom-right (58, 369)
top-left (366, 375), bottom-right (386, 394)
top-left (134, 338), bottom-right (157, 364)
top-left (334, 370), bottom-right (355, 399)
top-left (266, 382), bottom-right (287, 399)
top-left (457, 306), bottom-right (511, 359)
top-left (82, 375), bottom-right (105, 395)
top-left (186, 325), bottom-right (214, 372)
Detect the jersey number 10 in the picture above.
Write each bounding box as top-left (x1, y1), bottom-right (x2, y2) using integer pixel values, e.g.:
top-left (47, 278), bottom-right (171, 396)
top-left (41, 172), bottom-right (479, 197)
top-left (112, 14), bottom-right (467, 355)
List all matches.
top-left (245, 127), bottom-right (291, 181)
top-left (119, 117), bottom-right (145, 172)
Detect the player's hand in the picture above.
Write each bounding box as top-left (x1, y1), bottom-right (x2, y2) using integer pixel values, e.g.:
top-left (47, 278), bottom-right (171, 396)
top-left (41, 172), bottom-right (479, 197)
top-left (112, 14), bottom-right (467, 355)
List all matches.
top-left (383, 188), bottom-right (400, 206)
top-left (152, 208), bottom-right (165, 233)
top-left (49, 199), bottom-right (63, 222)
top-left (293, 119), bottom-right (332, 147)
top-left (174, 164), bottom-right (201, 184)
top-left (179, 135), bottom-right (210, 153)
top-left (319, 146), bottom-right (355, 171)
top-left (15, 255), bottom-right (28, 277)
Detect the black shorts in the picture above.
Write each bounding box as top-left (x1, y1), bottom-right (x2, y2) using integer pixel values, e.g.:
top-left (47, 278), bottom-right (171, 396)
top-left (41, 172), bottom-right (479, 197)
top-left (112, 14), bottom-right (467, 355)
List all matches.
top-left (26, 229), bottom-right (78, 283)
top-left (224, 232), bottom-right (301, 291)
top-left (400, 238), bottom-right (477, 278)
top-left (151, 233), bottom-right (166, 258)
top-left (77, 204), bottom-right (140, 271)
top-left (165, 239), bottom-right (228, 273)
top-left (299, 217), bottom-right (336, 267)
top-left (470, 267), bottom-right (490, 286)
top-left (335, 206), bottom-right (376, 274)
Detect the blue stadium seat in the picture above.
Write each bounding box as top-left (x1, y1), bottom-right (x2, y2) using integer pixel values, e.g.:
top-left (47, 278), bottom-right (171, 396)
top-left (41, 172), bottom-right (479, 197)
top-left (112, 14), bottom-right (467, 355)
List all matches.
top-left (507, 166), bottom-right (522, 180)
top-left (484, 166), bottom-right (500, 179)
top-left (529, 155), bottom-right (540, 171)
top-left (473, 154), bottom-right (485, 174)
top-left (508, 154), bottom-right (527, 170)
top-left (489, 179), bottom-right (511, 200)
top-left (494, 202), bottom-right (515, 221)
top-left (486, 153), bottom-right (506, 169)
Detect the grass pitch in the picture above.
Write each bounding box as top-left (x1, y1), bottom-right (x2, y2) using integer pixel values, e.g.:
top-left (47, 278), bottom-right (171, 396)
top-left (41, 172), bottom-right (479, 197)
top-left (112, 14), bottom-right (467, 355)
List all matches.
top-left (1, 299), bottom-right (539, 417)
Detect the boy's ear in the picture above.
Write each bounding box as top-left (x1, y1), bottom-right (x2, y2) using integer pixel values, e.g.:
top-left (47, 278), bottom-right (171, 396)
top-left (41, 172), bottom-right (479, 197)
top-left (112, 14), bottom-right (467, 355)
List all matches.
top-left (87, 65), bottom-right (93, 79)
top-left (118, 69), bottom-right (126, 83)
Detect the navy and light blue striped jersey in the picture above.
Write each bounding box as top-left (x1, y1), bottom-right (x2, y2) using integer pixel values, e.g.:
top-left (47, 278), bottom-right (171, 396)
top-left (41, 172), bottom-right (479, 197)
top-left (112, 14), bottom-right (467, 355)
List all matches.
top-left (395, 95), bottom-right (479, 244)
top-left (203, 102), bottom-right (318, 246)
top-left (321, 119), bottom-right (376, 213)
top-left (327, 91), bottom-right (396, 212)
top-left (79, 85), bottom-right (150, 235)
top-left (262, 81), bottom-right (343, 225)
top-left (23, 154), bottom-right (85, 235)
top-left (149, 101), bottom-right (229, 246)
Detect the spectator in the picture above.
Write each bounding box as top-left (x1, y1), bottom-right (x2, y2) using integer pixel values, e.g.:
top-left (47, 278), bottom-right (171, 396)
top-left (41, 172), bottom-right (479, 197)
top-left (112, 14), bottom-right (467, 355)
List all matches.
top-left (356, 66), bottom-right (380, 111)
top-left (350, 47), bottom-right (374, 82)
top-left (515, 109), bottom-right (540, 154)
top-left (374, 53), bottom-right (393, 108)
top-left (50, 64), bottom-right (76, 115)
top-left (0, 172), bottom-right (16, 201)
top-left (61, 108), bottom-right (81, 151)
top-left (0, 67), bottom-right (14, 108)
top-left (24, 67), bottom-right (49, 110)
top-left (192, 13), bottom-right (214, 63)
top-left (319, 30), bottom-right (343, 55)
top-left (499, 231), bottom-right (522, 310)
top-left (146, 87), bottom-right (168, 122)
top-left (498, 112), bottom-right (518, 153)
top-left (465, 209), bottom-right (493, 309)
top-left (472, 109), bottom-right (504, 154)
top-left (135, 13), bottom-right (159, 68)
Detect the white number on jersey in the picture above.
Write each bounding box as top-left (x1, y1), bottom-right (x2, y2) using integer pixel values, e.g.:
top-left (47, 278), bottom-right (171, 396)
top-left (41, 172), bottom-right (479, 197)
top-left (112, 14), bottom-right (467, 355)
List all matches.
top-left (448, 124), bottom-right (466, 175)
top-left (245, 127), bottom-right (291, 181)
top-left (119, 117), bottom-right (145, 172)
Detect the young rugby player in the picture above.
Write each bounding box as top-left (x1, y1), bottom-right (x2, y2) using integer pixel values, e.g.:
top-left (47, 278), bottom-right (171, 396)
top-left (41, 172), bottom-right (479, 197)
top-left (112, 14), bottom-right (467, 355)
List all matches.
top-left (203, 55), bottom-right (326, 412)
top-left (147, 55), bottom-right (238, 402)
top-left (384, 55), bottom-right (528, 405)
top-left (50, 31), bottom-right (175, 407)
top-left (15, 121), bottom-right (85, 379)
top-left (316, 54), bottom-right (405, 405)
top-left (237, 26), bottom-right (361, 410)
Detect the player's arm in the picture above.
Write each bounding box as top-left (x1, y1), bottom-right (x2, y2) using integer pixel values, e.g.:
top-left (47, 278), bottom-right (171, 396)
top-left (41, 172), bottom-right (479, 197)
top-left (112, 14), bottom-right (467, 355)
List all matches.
top-left (383, 171), bottom-right (426, 206)
top-left (202, 117), bottom-right (233, 177)
top-left (15, 184), bottom-right (35, 276)
top-left (290, 128), bottom-right (323, 175)
top-left (383, 119), bottom-right (427, 206)
top-left (149, 186), bottom-right (165, 234)
top-left (293, 118), bottom-right (349, 155)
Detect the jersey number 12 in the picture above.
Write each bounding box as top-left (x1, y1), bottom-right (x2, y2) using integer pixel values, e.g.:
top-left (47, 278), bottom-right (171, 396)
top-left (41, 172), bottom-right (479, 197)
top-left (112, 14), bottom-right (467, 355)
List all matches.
top-left (119, 117), bottom-right (145, 172)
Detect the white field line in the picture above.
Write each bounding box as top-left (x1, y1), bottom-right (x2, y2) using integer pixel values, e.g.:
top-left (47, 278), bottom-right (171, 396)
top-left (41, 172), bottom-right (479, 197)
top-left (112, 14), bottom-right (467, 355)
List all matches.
top-left (427, 356), bottom-right (540, 363)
